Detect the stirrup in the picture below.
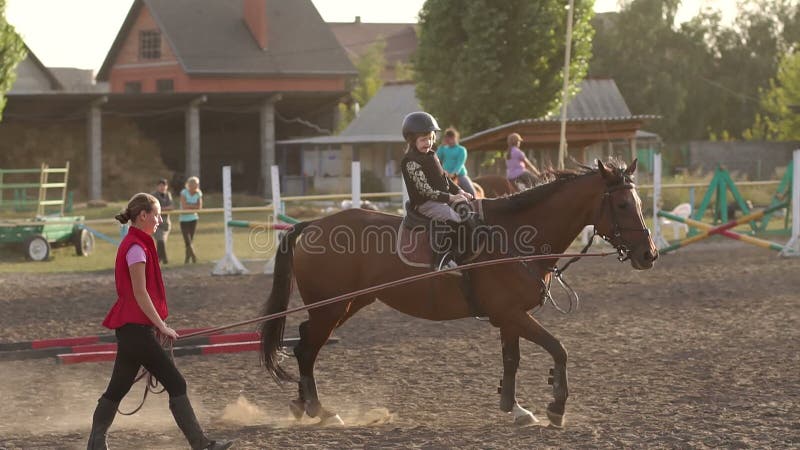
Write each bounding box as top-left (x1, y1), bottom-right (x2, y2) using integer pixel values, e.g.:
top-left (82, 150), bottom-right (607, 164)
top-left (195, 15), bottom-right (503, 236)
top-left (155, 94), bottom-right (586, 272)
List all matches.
top-left (436, 253), bottom-right (462, 276)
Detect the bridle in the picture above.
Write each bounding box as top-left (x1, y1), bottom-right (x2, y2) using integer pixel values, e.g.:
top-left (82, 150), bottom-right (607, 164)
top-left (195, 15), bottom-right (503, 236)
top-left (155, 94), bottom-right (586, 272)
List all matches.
top-left (590, 180), bottom-right (652, 262)
top-left (538, 176), bottom-right (651, 314)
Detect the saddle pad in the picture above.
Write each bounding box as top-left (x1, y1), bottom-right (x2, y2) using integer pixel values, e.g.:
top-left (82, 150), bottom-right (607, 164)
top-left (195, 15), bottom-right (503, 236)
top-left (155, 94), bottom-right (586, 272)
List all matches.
top-left (396, 224), bottom-right (431, 268)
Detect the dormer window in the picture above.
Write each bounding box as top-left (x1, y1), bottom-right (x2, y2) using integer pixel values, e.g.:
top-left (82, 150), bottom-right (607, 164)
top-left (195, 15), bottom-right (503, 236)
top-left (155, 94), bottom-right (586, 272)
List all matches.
top-left (139, 30), bottom-right (161, 60)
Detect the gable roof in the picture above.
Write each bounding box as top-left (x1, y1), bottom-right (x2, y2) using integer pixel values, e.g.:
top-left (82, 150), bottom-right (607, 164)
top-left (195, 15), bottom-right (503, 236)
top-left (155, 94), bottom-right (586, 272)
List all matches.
top-left (328, 21), bottom-right (418, 66)
top-left (19, 44), bottom-right (63, 91)
top-left (459, 79), bottom-right (658, 151)
top-left (549, 78), bottom-right (634, 121)
top-left (278, 82), bottom-right (419, 145)
top-left (98, 0), bottom-right (356, 80)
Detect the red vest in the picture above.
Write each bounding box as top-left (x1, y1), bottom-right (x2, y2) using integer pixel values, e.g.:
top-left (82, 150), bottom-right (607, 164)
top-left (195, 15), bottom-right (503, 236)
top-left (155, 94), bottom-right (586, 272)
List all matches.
top-left (102, 226), bottom-right (168, 329)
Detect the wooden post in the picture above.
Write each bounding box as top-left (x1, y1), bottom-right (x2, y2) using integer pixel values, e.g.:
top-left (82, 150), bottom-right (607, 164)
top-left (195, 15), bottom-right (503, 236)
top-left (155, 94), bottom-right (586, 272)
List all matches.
top-left (260, 94), bottom-right (281, 198)
top-left (87, 96), bottom-right (107, 202)
top-left (185, 96), bottom-right (206, 180)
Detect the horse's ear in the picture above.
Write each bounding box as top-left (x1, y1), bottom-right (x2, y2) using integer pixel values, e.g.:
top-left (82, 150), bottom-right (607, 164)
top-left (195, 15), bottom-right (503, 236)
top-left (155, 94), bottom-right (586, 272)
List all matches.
top-left (597, 159), bottom-right (611, 180)
top-left (625, 159), bottom-right (638, 176)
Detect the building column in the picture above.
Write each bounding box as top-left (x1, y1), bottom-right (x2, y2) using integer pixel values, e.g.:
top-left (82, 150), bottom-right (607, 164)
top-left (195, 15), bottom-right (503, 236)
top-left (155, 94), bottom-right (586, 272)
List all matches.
top-left (260, 94), bottom-right (281, 198)
top-left (185, 96), bottom-right (206, 179)
top-left (87, 96), bottom-right (107, 202)
top-left (629, 135), bottom-right (638, 167)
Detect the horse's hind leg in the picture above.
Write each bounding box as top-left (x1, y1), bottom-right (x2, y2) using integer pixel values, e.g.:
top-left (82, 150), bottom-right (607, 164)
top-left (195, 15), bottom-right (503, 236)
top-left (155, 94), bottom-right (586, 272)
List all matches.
top-left (499, 327), bottom-right (538, 425)
top-left (507, 313), bottom-right (569, 428)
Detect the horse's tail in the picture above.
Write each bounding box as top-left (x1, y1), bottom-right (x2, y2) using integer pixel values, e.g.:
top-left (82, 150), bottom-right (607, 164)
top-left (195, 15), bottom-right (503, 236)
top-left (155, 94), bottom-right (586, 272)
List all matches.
top-left (260, 220), bottom-right (312, 384)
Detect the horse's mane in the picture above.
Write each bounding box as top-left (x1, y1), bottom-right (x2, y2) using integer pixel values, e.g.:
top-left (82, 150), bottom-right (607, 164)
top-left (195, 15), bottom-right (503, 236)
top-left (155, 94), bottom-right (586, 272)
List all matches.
top-left (491, 158), bottom-right (631, 212)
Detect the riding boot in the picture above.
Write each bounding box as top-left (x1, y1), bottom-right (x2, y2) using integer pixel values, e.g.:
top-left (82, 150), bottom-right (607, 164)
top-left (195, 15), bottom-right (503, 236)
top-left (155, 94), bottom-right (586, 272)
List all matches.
top-left (169, 395), bottom-right (233, 450)
top-left (430, 221), bottom-right (459, 272)
top-left (87, 396), bottom-right (118, 450)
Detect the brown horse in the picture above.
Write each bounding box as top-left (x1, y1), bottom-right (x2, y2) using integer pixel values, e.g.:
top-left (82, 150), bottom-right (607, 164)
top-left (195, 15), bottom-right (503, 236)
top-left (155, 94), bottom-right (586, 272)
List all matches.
top-left (260, 159), bottom-right (657, 427)
top-left (472, 174), bottom-right (519, 197)
top-left (449, 174), bottom-right (486, 199)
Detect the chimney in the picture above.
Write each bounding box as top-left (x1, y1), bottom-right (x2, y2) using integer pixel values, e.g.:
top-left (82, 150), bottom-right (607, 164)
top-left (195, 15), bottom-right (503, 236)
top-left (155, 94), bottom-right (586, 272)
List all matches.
top-left (243, 0), bottom-right (268, 50)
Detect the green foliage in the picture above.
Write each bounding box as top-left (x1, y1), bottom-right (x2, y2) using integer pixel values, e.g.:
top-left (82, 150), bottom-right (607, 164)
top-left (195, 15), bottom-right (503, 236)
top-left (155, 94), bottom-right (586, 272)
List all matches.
top-left (590, 0), bottom-right (800, 142)
top-left (745, 51), bottom-right (800, 141)
top-left (414, 0), bottom-right (595, 135)
top-left (0, 0), bottom-right (26, 121)
top-left (393, 60), bottom-right (414, 81)
top-left (337, 40), bottom-right (387, 132)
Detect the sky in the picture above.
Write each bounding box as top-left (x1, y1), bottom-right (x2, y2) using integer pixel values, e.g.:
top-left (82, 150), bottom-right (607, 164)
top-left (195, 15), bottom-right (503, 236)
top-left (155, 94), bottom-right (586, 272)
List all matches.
top-left (6, 0), bottom-right (740, 72)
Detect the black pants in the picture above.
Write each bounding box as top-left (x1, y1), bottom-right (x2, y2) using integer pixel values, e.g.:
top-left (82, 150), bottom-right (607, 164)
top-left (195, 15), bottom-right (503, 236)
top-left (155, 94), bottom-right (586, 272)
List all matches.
top-left (101, 324), bottom-right (186, 402)
top-left (180, 220), bottom-right (198, 263)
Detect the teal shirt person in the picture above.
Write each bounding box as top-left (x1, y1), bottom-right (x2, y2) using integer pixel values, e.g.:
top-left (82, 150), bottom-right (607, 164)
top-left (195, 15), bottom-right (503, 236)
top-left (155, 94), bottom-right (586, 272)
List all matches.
top-left (436, 144), bottom-right (468, 177)
top-left (179, 188), bottom-right (202, 222)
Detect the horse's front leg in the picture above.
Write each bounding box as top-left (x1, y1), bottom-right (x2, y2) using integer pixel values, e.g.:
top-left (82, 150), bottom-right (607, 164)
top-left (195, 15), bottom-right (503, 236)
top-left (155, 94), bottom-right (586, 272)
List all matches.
top-left (499, 327), bottom-right (539, 425)
top-left (508, 312), bottom-right (569, 427)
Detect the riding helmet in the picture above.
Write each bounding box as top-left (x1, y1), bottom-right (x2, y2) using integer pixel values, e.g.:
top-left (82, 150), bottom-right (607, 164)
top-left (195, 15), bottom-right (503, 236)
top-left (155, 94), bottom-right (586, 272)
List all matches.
top-left (402, 111), bottom-right (441, 142)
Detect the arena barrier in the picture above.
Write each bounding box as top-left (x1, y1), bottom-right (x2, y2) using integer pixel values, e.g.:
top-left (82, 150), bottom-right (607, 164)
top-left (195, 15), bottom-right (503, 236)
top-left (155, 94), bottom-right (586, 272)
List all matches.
top-left (0, 329), bottom-right (338, 363)
top-left (653, 151), bottom-right (798, 255)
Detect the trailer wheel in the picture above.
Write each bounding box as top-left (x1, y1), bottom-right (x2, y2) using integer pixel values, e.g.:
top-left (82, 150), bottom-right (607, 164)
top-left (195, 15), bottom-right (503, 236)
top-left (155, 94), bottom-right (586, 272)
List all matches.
top-left (23, 235), bottom-right (50, 261)
top-left (74, 228), bottom-right (95, 256)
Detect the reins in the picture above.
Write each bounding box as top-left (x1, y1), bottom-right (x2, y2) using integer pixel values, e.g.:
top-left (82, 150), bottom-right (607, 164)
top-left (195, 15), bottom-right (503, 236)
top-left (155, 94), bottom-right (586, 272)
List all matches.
top-left (118, 250), bottom-right (614, 415)
top-left (117, 332), bottom-right (173, 416)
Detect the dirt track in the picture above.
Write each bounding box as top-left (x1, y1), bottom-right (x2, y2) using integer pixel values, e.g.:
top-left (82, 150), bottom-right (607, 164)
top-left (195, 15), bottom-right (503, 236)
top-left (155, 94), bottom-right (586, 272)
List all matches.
top-left (1, 241), bottom-right (798, 449)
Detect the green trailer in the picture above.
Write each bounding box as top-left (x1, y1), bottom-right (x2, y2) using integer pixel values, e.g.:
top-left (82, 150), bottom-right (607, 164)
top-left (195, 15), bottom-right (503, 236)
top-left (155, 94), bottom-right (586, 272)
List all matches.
top-left (0, 216), bottom-right (95, 261)
top-left (0, 162), bottom-right (94, 261)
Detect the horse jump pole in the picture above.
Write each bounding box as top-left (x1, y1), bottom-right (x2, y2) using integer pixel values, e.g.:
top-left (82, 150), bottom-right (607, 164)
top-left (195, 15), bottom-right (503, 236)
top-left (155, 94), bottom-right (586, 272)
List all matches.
top-left (781, 149), bottom-right (800, 257)
top-left (213, 165), bottom-right (298, 275)
top-left (658, 202), bottom-right (788, 254)
top-left (212, 166), bottom-right (249, 275)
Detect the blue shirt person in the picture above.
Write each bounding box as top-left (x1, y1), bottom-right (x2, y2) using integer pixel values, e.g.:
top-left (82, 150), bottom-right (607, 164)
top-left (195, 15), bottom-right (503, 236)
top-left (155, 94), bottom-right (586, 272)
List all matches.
top-left (436, 127), bottom-right (476, 197)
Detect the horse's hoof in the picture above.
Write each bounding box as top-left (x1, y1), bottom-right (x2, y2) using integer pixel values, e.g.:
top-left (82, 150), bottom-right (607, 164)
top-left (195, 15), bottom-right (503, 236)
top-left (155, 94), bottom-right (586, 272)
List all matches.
top-left (320, 413), bottom-right (345, 427)
top-left (511, 403), bottom-right (539, 426)
top-left (546, 408), bottom-right (565, 428)
top-left (289, 399), bottom-right (305, 420)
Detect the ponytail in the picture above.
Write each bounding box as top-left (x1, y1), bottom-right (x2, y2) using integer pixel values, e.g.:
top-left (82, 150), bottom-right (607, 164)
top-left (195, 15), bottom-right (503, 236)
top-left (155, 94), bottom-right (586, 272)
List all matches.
top-left (115, 193), bottom-right (158, 225)
top-left (114, 210), bottom-right (131, 224)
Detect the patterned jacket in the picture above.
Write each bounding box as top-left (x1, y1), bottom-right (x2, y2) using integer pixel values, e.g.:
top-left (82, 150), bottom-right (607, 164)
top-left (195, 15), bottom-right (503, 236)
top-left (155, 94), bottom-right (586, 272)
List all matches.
top-left (401, 148), bottom-right (461, 208)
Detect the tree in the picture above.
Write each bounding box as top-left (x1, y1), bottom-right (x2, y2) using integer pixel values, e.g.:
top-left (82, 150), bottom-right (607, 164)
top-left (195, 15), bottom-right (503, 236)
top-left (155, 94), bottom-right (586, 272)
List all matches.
top-left (337, 40), bottom-right (386, 132)
top-left (745, 51), bottom-right (800, 141)
top-left (414, 0), bottom-right (595, 135)
top-left (698, 0), bottom-right (798, 140)
top-left (590, 0), bottom-right (710, 141)
top-left (590, 0), bottom-right (800, 142)
top-left (0, 0), bottom-right (26, 121)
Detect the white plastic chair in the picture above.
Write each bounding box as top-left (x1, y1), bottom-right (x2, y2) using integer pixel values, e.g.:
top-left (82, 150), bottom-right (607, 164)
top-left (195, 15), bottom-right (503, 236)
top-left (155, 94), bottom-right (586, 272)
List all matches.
top-left (660, 203), bottom-right (692, 240)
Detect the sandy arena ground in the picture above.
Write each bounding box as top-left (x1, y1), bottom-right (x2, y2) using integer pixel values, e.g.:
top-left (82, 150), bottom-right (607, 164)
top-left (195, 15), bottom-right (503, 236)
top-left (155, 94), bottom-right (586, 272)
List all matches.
top-left (0, 241), bottom-right (798, 449)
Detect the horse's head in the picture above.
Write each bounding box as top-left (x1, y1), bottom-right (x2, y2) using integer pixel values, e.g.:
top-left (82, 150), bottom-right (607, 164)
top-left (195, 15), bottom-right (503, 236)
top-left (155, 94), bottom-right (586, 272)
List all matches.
top-left (594, 159), bottom-right (658, 270)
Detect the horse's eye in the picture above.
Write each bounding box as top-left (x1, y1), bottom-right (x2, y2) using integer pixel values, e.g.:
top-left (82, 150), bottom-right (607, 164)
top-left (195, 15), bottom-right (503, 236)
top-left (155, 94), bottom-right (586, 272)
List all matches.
top-left (618, 202), bottom-right (629, 210)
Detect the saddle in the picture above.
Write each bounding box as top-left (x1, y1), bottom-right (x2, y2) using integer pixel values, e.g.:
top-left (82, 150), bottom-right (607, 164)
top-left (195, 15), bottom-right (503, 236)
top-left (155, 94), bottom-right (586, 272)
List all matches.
top-left (396, 201), bottom-right (484, 269)
top-left (397, 201), bottom-right (487, 317)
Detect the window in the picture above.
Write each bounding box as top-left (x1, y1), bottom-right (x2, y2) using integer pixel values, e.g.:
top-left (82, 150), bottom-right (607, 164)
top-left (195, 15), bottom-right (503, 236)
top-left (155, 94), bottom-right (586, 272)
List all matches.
top-left (124, 81), bottom-right (142, 93)
top-left (156, 79), bottom-right (174, 93)
top-left (139, 30), bottom-right (161, 60)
